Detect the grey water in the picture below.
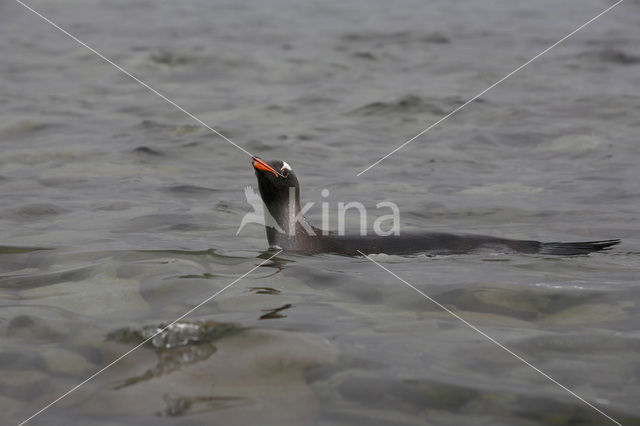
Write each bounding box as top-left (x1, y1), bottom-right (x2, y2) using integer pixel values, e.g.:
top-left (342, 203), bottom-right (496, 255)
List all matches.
top-left (1, 0), bottom-right (640, 424)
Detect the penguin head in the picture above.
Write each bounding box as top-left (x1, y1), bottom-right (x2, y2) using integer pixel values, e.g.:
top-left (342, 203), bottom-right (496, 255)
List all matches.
top-left (252, 157), bottom-right (300, 210)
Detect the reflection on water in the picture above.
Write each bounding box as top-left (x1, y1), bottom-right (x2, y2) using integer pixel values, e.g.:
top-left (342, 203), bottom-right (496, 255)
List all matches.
top-left (107, 319), bottom-right (241, 388)
top-left (113, 344), bottom-right (218, 390)
top-left (159, 392), bottom-right (246, 418)
top-left (248, 287), bottom-right (282, 295)
top-left (259, 303), bottom-right (293, 320)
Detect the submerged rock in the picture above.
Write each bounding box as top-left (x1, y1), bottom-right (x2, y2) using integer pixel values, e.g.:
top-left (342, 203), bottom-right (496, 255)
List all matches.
top-left (107, 320), bottom-right (242, 350)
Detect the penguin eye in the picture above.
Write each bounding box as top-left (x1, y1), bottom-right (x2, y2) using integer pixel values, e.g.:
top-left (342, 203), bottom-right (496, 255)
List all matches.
top-left (281, 168), bottom-right (289, 178)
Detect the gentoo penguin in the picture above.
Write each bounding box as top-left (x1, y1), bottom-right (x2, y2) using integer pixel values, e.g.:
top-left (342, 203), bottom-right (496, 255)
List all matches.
top-left (251, 157), bottom-right (620, 256)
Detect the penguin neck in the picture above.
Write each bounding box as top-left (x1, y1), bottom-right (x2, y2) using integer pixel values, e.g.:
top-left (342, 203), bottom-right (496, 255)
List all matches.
top-left (262, 187), bottom-right (318, 249)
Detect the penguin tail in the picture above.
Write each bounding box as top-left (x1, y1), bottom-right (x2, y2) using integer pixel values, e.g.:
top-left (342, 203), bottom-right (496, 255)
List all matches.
top-left (538, 239), bottom-right (620, 255)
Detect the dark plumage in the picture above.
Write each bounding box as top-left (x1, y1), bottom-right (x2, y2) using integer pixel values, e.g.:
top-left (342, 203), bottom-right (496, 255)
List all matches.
top-left (251, 157), bottom-right (620, 256)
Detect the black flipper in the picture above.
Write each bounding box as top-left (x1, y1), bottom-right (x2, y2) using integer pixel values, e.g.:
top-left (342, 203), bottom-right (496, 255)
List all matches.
top-left (538, 239), bottom-right (620, 255)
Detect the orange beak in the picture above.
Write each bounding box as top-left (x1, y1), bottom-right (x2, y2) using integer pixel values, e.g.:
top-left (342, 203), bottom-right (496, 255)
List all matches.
top-left (252, 157), bottom-right (279, 177)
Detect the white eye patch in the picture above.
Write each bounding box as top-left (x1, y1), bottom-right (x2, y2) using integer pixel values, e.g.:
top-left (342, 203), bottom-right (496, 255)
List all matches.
top-left (281, 161), bottom-right (292, 172)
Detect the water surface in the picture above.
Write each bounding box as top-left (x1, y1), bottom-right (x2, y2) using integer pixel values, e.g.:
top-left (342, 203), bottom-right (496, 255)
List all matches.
top-left (1, 0), bottom-right (639, 424)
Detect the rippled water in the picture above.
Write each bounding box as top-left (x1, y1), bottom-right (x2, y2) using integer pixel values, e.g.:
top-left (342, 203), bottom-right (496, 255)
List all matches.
top-left (2, 0), bottom-right (640, 424)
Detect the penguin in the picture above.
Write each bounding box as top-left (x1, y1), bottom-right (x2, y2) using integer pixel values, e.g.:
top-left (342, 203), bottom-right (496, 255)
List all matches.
top-left (251, 157), bottom-right (620, 256)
